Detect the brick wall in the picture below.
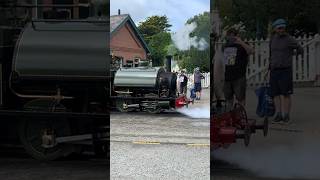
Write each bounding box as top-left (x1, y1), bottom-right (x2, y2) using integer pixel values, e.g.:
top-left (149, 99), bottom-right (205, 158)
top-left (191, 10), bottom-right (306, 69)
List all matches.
top-left (110, 23), bottom-right (147, 64)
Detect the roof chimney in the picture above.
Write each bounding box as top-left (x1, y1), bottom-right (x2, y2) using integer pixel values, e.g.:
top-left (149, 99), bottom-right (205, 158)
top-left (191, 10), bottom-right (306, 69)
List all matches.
top-left (118, 9), bottom-right (121, 15)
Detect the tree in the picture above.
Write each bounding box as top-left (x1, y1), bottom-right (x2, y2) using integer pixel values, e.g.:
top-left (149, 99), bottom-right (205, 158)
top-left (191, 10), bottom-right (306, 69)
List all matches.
top-left (138, 15), bottom-right (172, 43)
top-left (148, 32), bottom-right (172, 66)
top-left (218, 0), bottom-right (320, 39)
top-left (138, 15), bottom-right (172, 66)
top-left (175, 12), bottom-right (211, 73)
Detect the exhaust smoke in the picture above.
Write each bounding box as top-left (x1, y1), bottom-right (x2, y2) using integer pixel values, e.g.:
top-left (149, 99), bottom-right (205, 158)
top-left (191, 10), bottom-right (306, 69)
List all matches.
top-left (177, 106), bottom-right (210, 119)
top-left (213, 139), bottom-right (320, 179)
top-left (171, 22), bottom-right (208, 51)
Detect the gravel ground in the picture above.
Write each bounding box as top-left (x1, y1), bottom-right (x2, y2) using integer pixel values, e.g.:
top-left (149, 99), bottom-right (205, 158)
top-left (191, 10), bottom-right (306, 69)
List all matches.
top-left (111, 142), bottom-right (209, 180)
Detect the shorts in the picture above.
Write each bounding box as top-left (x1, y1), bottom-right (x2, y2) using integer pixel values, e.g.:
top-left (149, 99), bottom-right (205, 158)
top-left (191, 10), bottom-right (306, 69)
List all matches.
top-left (224, 76), bottom-right (246, 102)
top-left (180, 84), bottom-right (187, 94)
top-left (269, 68), bottom-right (293, 96)
top-left (194, 83), bottom-right (202, 92)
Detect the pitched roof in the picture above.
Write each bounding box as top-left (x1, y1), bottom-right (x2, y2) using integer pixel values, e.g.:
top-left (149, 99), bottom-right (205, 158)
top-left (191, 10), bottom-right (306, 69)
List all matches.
top-left (110, 14), bottom-right (150, 53)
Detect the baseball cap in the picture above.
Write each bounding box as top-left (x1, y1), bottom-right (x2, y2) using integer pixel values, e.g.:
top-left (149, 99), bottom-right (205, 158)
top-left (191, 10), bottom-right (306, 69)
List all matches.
top-left (272, 19), bottom-right (287, 29)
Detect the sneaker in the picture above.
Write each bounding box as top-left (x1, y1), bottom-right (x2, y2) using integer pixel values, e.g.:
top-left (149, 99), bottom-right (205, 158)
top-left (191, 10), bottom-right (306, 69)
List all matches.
top-left (282, 115), bottom-right (291, 124)
top-left (272, 114), bottom-right (282, 124)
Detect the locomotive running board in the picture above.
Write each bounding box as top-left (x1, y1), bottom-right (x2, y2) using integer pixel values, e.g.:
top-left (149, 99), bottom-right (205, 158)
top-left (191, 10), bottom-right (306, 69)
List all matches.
top-left (56, 134), bottom-right (108, 144)
top-left (110, 96), bottom-right (177, 101)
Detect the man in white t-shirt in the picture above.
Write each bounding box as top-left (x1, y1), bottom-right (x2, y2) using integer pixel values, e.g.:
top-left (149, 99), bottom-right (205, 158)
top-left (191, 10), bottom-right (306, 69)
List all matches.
top-left (179, 70), bottom-right (188, 95)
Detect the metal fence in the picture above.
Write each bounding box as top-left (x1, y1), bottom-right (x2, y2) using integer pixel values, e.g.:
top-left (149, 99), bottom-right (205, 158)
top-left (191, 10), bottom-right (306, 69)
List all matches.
top-left (215, 34), bottom-right (320, 87)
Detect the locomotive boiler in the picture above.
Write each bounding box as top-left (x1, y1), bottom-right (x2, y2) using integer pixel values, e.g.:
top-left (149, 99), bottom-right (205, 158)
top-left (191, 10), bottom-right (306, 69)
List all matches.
top-left (0, 11), bottom-right (109, 160)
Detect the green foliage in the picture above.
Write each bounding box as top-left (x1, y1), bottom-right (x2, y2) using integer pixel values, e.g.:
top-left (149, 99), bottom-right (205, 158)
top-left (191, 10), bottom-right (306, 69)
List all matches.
top-left (137, 15), bottom-right (172, 66)
top-left (218, 0), bottom-right (320, 39)
top-left (166, 44), bottom-right (179, 56)
top-left (138, 13), bottom-right (211, 71)
top-left (138, 15), bottom-right (172, 43)
top-left (176, 12), bottom-right (210, 73)
top-left (148, 32), bottom-right (172, 66)
top-left (178, 47), bottom-right (210, 73)
top-left (187, 12), bottom-right (211, 41)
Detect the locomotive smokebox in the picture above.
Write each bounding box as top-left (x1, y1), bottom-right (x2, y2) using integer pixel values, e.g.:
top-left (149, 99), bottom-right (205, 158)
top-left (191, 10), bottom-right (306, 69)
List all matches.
top-left (165, 55), bottom-right (172, 72)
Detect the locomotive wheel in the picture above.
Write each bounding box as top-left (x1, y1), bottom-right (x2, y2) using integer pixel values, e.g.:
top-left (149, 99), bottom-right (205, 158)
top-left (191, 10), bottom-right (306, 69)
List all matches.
top-left (146, 106), bottom-right (161, 114)
top-left (116, 95), bottom-right (132, 112)
top-left (19, 99), bottom-right (74, 161)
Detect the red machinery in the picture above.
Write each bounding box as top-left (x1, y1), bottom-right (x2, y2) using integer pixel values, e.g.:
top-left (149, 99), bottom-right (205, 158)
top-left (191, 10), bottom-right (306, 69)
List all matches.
top-left (175, 95), bottom-right (193, 108)
top-left (211, 103), bottom-right (268, 149)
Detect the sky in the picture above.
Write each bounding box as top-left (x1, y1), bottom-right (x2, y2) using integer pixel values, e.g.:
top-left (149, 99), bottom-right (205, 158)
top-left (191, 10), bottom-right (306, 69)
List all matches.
top-left (110, 0), bottom-right (210, 32)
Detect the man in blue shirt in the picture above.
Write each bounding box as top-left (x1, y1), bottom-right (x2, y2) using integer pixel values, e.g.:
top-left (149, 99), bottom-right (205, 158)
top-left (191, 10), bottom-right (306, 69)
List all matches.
top-left (269, 19), bottom-right (303, 124)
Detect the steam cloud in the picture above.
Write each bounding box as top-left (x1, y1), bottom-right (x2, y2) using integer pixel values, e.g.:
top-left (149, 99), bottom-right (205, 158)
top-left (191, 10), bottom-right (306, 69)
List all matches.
top-left (177, 107), bottom-right (210, 119)
top-left (171, 22), bottom-right (208, 51)
top-left (213, 140), bottom-right (320, 179)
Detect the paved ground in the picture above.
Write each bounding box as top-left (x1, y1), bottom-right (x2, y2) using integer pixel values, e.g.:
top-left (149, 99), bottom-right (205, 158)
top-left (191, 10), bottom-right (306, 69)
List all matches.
top-left (0, 149), bottom-right (108, 180)
top-left (110, 89), bottom-right (210, 179)
top-left (213, 87), bottom-right (320, 180)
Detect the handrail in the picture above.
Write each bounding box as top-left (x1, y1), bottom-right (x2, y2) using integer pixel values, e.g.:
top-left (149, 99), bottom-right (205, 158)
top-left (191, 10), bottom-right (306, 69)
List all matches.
top-left (30, 19), bottom-right (108, 32)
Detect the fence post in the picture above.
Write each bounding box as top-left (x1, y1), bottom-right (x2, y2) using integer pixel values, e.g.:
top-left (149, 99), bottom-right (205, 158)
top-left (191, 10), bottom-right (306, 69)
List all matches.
top-left (314, 34), bottom-right (320, 86)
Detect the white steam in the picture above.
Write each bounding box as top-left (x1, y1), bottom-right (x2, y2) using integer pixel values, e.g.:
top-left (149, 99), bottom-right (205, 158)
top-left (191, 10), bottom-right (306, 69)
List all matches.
top-left (177, 107), bottom-right (210, 119)
top-left (171, 22), bottom-right (208, 51)
top-left (213, 140), bottom-right (320, 179)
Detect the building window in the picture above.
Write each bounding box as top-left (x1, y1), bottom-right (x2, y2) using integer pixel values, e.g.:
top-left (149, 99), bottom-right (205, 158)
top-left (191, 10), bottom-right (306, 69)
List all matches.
top-left (125, 60), bottom-right (133, 68)
top-left (134, 57), bottom-right (140, 67)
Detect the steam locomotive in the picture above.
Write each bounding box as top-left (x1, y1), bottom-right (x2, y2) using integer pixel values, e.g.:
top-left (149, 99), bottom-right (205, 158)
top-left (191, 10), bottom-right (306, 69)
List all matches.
top-left (0, 4), bottom-right (108, 160)
top-left (111, 56), bottom-right (189, 113)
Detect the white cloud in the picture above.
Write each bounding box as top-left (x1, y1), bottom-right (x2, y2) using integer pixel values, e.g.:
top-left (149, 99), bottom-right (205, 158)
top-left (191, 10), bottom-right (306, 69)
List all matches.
top-left (110, 0), bottom-right (209, 32)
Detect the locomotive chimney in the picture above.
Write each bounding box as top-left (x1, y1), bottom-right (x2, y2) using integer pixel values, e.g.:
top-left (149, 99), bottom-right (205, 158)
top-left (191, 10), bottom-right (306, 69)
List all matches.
top-left (118, 9), bottom-right (121, 15)
top-left (165, 55), bottom-right (172, 72)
